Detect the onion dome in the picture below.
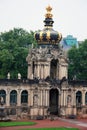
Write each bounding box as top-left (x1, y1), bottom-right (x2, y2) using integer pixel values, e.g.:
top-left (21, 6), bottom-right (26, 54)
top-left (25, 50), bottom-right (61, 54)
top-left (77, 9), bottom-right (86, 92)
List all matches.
top-left (34, 5), bottom-right (62, 44)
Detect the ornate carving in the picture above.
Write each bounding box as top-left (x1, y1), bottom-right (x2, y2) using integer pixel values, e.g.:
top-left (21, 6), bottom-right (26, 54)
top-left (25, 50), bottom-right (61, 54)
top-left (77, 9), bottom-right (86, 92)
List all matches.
top-left (0, 96), bottom-right (4, 105)
top-left (33, 95), bottom-right (38, 106)
top-left (45, 5), bottom-right (53, 18)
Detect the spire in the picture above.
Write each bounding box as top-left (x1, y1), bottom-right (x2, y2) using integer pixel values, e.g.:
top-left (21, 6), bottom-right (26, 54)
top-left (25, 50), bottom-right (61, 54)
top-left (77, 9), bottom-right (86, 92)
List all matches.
top-left (34, 5), bottom-right (62, 44)
top-left (45, 5), bottom-right (53, 18)
top-left (44, 5), bottom-right (54, 27)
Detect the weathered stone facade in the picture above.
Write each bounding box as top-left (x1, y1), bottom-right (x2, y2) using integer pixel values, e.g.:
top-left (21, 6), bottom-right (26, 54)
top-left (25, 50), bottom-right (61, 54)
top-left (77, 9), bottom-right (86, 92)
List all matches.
top-left (0, 5), bottom-right (87, 120)
top-left (1, 79), bottom-right (87, 119)
top-left (26, 45), bottom-right (68, 80)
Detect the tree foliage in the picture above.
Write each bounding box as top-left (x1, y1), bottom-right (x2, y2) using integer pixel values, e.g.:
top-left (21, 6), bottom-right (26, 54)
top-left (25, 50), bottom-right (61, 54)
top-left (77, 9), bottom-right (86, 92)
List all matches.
top-left (0, 28), bottom-right (87, 80)
top-left (0, 28), bottom-right (36, 79)
top-left (68, 39), bottom-right (87, 80)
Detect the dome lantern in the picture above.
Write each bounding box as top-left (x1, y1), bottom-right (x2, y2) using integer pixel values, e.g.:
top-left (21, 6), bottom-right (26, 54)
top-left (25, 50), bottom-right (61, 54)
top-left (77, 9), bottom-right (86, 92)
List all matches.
top-left (34, 5), bottom-right (62, 45)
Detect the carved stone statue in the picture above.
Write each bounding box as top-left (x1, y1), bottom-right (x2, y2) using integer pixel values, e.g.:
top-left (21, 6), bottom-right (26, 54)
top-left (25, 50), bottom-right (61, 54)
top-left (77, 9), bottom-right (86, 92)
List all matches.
top-left (18, 73), bottom-right (21, 79)
top-left (7, 72), bottom-right (10, 79)
top-left (67, 95), bottom-right (72, 105)
top-left (33, 95), bottom-right (38, 106)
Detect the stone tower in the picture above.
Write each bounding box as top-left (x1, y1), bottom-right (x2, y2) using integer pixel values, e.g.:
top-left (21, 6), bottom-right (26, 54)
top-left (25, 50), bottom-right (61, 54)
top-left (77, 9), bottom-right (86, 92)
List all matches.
top-left (26, 5), bottom-right (68, 80)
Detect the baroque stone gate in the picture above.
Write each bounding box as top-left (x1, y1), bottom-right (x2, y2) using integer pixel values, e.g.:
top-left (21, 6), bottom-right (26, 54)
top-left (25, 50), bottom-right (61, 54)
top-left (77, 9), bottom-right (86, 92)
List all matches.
top-left (0, 5), bottom-right (87, 119)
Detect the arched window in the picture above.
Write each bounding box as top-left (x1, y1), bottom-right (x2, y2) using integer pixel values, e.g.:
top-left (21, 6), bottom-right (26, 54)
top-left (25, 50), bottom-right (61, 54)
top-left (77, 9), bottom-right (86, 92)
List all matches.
top-left (21, 90), bottom-right (28, 103)
top-left (10, 90), bottom-right (17, 104)
top-left (0, 90), bottom-right (6, 103)
top-left (85, 92), bottom-right (87, 105)
top-left (76, 91), bottom-right (82, 105)
top-left (50, 59), bottom-right (58, 79)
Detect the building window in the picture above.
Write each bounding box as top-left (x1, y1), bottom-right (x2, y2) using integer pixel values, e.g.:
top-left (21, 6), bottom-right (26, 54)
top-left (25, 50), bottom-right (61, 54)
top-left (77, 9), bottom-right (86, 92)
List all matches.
top-left (85, 92), bottom-right (87, 105)
top-left (50, 59), bottom-right (58, 79)
top-left (10, 90), bottom-right (17, 104)
top-left (76, 91), bottom-right (82, 105)
top-left (0, 90), bottom-right (6, 103)
top-left (21, 90), bottom-right (28, 103)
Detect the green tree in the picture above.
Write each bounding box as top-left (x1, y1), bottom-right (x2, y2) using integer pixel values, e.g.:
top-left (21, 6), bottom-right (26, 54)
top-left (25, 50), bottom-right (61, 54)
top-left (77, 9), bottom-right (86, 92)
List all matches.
top-left (0, 28), bottom-right (36, 79)
top-left (68, 39), bottom-right (87, 80)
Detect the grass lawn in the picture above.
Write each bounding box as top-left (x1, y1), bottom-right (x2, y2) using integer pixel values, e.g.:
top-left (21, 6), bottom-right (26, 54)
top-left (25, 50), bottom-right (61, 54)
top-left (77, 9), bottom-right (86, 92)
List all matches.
top-left (0, 121), bottom-right (36, 127)
top-left (20, 128), bottom-right (79, 130)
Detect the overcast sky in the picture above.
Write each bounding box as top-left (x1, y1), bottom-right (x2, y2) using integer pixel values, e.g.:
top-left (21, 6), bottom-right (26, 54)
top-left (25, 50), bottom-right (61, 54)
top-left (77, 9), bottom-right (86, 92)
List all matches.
top-left (0, 0), bottom-right (87, 41)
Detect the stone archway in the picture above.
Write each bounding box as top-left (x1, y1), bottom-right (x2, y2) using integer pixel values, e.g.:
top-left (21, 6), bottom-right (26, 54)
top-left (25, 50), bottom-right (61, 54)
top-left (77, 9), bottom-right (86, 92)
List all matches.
top-left (49, 89), bottom-right (59, 115)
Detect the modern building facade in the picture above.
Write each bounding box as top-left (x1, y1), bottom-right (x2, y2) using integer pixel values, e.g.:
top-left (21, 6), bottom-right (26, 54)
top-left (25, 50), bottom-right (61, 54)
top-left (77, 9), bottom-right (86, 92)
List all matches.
top-left (0, 6), bottom-right (87, 119)
top-left (61, 35), bottom-right (78, 51)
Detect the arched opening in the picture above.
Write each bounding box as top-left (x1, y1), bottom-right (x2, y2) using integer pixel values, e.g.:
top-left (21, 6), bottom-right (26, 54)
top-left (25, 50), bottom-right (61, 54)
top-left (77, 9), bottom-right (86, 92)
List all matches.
top-left (49, 89), bottom-right (59, 115)
top-left (76, 91), bottom-right (82, 106)
top-left (0, 90), bottom-right (6, 103)
top-left (50, 59), bottom-right (58, 79)
top-left (85, 92), bottom-right (87, 105)
top-left (10, 90), bottom-right (17, 105)
top-left (21, 90), bottom-right (28, 104)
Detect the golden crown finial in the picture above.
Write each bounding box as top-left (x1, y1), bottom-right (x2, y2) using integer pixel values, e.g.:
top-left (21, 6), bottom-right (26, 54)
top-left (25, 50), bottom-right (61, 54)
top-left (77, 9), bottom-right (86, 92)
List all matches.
top-left (45, 5), bottom-right (53, 18)
top-left (46, 5), bottom-right (52, 12)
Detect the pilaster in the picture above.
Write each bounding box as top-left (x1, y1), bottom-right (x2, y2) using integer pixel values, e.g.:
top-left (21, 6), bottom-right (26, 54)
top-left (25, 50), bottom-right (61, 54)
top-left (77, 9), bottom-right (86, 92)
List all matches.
top-left (6, 88), bottom-right (10, 107)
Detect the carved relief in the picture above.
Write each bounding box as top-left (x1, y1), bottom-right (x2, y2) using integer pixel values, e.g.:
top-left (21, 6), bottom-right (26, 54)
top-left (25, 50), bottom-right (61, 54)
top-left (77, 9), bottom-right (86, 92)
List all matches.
top-left (33, 95), bottom-right (38, 106)
top-left (67, 95), bottom-right (72, 106)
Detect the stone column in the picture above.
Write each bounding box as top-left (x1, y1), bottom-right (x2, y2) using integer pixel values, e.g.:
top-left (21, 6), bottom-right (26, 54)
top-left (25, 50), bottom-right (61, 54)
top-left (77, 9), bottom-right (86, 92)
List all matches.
top-left (42, 65), bottom-right (44, 79)
top-left (61, 90), bottom-right (64, 106)
top-left (64, 90), bottom-right (66, 106)
top-left (6, 89), bottom-right (10, 107)
top-left (41, 65), bottom-right (42, 79)
top-left (37, 64), bottom-right (40, 78)
top-left (28, 64), bottom-right (32, 79)
top-left (43, 90), bottom-right (46, 106)
top-left (46, 62), bottom-right (50, 77)
top-left (45, 65), bottom-right (48, 78)
top-left (41, 65), bottom-right (43, 79)
top-left (73, 90), bottom-right (76, 106)
top-left (44, 65), bottom-right (46, 79)
top-left (27, 64), bottom-right (30, 79)
top-left (31, 90), bottom-right (33, 106)
top-left (82, 90), bottom-right (85, 106)
top-left (71, 91), bottom-right (73, 106)
top-left (46, 90), bottom-right (48, 106)
top-left (38, 91), bottom-right (40, 107)
top-left (34, 65), bottom-right (36, 77)
top-left (39, 65), bottom-right (41, 79)
top-left (17, 89), bottom-right (21, 106)
top-left (48, 63), bottom-right (50, 76)
top-left (40, 89), bottom-right (42, 106)
top-left (47, 90), bottom-right (49, 106)
top-left (43, 65), bottom-right (44, 79)
top-left (58, 91), bottom-right (61, 107)
top-left (65, 90), bottom-right (67, 106)
top-left (56, 64), bottom-right (59, 78)
top-left (71, 90), bottom-right (74, 106)
top-left (59, 64), bottom-right (62, 80)
top-left (60, 91), bottom-right (62, 107)
top-left (28, 89), bottom-right (30, 106)
top-left (72, 89), bottom-right (76, 115)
